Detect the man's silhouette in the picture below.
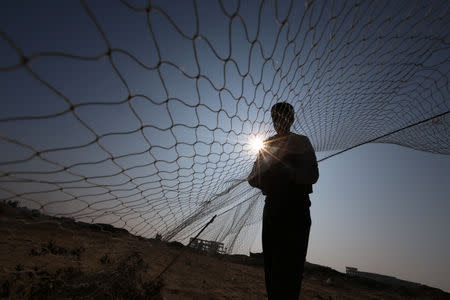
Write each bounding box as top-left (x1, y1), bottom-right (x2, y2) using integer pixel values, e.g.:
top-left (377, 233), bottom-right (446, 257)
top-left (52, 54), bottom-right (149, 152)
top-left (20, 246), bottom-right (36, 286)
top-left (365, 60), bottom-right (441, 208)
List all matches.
top-left (248, 102), bottom-right (319, 299)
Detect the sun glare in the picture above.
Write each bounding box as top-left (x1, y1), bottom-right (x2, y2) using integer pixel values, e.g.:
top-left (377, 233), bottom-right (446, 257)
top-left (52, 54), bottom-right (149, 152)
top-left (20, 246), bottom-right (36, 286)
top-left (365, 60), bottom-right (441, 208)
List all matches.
top-left (250, 136), bottom-right (265, 153)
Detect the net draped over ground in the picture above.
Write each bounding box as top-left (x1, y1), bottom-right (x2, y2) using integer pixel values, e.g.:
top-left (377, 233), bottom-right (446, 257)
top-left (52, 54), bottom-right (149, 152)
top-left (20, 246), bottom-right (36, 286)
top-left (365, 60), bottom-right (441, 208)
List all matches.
top-left (0, 0), bottom-right (449, 254)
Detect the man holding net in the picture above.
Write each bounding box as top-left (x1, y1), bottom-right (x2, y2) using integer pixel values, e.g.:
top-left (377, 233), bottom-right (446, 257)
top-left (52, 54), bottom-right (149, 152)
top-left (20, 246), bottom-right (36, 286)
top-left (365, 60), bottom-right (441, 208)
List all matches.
top-left (248, 102), bottom-right (319, 299)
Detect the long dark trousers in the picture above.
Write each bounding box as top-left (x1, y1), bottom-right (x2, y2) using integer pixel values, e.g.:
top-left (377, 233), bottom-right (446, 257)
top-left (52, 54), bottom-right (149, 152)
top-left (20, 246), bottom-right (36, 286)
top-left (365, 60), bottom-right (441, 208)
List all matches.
top-left (262, 195), bottom-right (311, 300)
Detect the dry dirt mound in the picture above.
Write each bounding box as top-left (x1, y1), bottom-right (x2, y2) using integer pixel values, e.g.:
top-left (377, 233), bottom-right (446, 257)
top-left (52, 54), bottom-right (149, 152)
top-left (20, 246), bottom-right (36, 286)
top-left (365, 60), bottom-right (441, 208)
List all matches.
top-left (1, 202), bottom-right (449, 299)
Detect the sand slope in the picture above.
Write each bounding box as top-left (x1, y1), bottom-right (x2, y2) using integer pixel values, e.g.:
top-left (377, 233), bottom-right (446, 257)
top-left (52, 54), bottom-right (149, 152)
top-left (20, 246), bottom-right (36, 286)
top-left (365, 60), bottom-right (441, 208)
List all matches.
top-left (1, 202), bottom-right (449, 299)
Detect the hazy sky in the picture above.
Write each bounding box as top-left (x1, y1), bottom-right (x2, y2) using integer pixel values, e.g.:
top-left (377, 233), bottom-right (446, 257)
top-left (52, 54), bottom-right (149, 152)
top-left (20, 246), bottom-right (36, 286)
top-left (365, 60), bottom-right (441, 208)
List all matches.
top-left (0, 0), bottom-right (449, 292)
top-left (309, 143), bottom-right (450, 292)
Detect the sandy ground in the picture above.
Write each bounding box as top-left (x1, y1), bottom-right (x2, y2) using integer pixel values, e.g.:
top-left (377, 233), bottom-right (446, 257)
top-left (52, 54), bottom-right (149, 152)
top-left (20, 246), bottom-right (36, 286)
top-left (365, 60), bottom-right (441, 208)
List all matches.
top-left (1, 202), bottom-right (449, 300)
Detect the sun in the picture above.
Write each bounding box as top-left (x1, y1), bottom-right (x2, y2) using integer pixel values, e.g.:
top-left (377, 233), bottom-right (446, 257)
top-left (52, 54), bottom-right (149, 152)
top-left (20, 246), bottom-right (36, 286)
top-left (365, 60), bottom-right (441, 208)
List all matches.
top-left (250, 136), bottom-right (265, 153)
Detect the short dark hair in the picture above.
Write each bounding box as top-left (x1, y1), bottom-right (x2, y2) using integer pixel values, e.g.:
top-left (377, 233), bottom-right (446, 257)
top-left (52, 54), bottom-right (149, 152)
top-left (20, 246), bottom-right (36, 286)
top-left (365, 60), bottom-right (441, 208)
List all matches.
top-left (271, 102), bottom-right (294, 122)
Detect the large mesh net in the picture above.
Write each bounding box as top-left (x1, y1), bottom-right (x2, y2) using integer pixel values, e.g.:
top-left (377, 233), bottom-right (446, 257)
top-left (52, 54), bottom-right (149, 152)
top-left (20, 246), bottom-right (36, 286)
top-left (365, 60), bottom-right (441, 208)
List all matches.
top-left (1, 0), bottom-right (449, 257)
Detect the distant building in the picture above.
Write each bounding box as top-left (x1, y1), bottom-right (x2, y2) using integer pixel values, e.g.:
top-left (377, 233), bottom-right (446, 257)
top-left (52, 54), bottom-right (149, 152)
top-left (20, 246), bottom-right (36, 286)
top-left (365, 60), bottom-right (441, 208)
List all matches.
top-left (345, 266), bottom-right (421, 287)
top-left (345, 267), bottom-right (359, 277)
top-left (189, 238), bottom-right (224, 254)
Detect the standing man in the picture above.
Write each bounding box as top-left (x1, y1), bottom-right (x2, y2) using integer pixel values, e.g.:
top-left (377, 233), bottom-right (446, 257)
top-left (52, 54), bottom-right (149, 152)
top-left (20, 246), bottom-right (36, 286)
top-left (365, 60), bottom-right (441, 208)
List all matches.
top-left (248, 102), bottom-right (319, 299)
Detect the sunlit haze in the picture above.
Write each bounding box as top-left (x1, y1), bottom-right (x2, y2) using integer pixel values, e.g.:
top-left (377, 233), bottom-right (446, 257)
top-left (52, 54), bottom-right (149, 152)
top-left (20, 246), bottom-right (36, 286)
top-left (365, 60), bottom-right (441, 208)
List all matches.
top-left (250, 136), bottom-right (265, 153)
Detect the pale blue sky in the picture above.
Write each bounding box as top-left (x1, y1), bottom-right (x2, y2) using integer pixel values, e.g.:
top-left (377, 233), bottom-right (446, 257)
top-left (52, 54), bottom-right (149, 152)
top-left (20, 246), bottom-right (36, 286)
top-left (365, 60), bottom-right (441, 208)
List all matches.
top-left (309, 143), bottom-right (450, 292)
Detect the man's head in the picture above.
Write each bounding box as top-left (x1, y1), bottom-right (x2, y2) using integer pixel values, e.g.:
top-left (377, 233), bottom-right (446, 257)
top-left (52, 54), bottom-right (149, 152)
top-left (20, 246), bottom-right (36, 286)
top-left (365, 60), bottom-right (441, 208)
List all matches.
top-left (271, 102), bottom-right (294, 134)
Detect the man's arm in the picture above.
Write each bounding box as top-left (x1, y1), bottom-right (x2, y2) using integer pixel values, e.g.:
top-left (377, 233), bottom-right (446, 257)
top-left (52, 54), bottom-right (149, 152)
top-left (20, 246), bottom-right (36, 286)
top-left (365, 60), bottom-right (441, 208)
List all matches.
top-left (248, 150), bottom-right (264, 188)
top-left (247, 158), bottom-right (260, 188)
top-left (247, 149), bottom-right (275, 192)
top-left (291, 136), bottom-right (319, 185)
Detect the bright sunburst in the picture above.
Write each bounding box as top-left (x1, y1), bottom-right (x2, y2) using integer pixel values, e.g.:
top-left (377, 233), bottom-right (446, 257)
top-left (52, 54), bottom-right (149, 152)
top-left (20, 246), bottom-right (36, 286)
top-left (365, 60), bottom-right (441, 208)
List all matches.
top-left (250, 136), bottom-right (265, 153)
